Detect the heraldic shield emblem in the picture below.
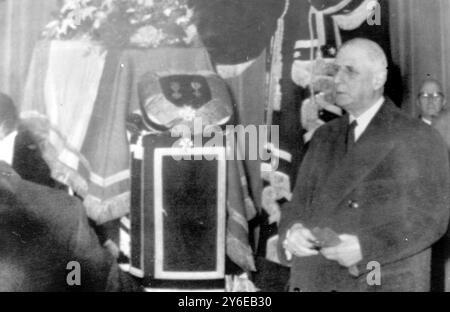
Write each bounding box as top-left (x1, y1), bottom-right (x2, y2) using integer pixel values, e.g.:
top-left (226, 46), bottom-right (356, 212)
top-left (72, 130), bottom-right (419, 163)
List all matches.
top-left (159, 75), bottom-right (212, 108)
top-left (137, 72), bottom-right (233, 132)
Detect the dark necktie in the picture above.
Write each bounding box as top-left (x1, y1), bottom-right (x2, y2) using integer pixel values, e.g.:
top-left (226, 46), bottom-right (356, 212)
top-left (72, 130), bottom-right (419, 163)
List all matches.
top-left (346, 120), bottom-right (358, 153)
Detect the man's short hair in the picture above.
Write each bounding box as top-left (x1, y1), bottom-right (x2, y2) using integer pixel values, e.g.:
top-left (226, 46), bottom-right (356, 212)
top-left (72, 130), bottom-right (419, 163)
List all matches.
top-left (419, 77), bottom-right (444, 93)
top-left (0, 93), bottom-right (18, 134)
top-left (340, 38), bottom-right (388, 76)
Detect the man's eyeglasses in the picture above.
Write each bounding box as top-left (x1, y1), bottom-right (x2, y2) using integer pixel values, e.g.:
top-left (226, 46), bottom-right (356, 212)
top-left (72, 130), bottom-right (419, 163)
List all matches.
top-left (418, 92), bottom-right (445, 101)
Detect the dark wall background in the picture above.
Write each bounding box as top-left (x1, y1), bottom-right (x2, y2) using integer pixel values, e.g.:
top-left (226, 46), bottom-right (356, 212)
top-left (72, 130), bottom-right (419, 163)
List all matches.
top-left (191, 0), bottom-right (401, 104)
top-left (190, 0), bottom-right (284, 65)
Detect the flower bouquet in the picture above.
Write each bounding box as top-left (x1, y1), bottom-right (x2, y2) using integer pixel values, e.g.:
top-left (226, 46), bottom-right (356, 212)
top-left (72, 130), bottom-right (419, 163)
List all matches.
top-left (43, 0), bottom-right (197, 49)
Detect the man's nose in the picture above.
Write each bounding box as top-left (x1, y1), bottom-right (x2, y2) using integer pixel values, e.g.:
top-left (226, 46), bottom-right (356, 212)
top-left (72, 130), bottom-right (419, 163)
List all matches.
top-left (334, 70), bottom-right (344, 85)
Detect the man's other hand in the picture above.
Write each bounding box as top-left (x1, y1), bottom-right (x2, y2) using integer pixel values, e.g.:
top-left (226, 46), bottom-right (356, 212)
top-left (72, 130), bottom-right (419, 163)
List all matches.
top-left (320, 234), bottom-right (363, 267)
top-left (283, 223), bottom-right (320, 258)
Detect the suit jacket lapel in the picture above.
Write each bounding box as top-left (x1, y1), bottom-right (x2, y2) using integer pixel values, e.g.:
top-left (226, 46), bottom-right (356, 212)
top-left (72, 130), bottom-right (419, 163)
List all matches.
top-left (310, 116), bottom-right (348, 198)
top-left (297, 116), bottom-right (347, 220)
top-left (311, 100), bottom-right (396, 213)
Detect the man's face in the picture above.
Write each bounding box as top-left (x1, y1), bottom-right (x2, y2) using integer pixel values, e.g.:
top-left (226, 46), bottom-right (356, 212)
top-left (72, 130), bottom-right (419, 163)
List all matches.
top-left (418, 81), bottom-right (445, 119)
top-left (334, 47), bottom-right (376, 115)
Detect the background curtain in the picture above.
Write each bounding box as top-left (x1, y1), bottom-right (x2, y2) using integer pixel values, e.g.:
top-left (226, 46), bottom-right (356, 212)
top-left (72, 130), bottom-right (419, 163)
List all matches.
top-left (390, 0), bottom-right (450, 292)
top-left (0, 0), bottom-right (59, 107)
top-left (390, 0), bottom-right (450, 116)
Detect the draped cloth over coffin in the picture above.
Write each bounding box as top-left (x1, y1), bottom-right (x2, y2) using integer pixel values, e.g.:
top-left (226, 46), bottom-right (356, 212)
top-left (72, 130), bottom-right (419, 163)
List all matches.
top-left (21, 42), bottom-right (256, 272)
top-left (21, 40), bottom-right (107, 195)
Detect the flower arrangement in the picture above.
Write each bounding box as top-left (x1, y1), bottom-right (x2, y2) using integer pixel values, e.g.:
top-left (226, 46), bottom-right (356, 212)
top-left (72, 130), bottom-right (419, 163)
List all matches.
top-left (43, 0), bottom-right (197, 49)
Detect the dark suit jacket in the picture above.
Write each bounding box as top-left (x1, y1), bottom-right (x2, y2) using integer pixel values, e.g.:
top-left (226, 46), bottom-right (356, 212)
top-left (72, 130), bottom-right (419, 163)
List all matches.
top-left (0, 161), bottom-right (140, 292)
top-left (278, 99), bottom-right (450, 292)
top-left (434, 110), bottom-right (450, 152)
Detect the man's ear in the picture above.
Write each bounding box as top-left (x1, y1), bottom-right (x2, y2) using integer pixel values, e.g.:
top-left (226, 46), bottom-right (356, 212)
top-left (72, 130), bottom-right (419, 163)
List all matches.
top-left (373, 71), bottom-right (387, 90)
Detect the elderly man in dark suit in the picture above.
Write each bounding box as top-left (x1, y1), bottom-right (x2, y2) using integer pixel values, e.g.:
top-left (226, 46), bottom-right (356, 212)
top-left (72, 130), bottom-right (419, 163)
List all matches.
top-left (279, 38), bottom-right (450, 292)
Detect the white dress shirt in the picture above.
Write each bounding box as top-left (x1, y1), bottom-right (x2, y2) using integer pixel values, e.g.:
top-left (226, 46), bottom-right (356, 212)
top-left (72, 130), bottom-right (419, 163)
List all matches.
top-left (0, 130), bottom-right (18, 165)
top-left (349, 97), bottom-right (385, 142)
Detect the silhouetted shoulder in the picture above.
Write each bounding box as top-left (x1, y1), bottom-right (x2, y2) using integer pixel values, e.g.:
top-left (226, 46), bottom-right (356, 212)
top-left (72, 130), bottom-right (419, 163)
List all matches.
top-left (388, 103), bottom-right (447, 151)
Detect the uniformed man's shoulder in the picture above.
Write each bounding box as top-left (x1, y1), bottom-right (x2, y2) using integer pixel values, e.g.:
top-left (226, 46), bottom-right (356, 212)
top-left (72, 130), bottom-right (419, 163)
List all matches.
top-left (19, 178), bottom-right (81, 212)
top-left (0, 169), bottom-right (84, 230)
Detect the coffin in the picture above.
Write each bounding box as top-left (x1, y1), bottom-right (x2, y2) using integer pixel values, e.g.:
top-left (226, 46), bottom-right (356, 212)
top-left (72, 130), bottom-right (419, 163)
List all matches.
top-left (129, 133), bottom-right (227, 290)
